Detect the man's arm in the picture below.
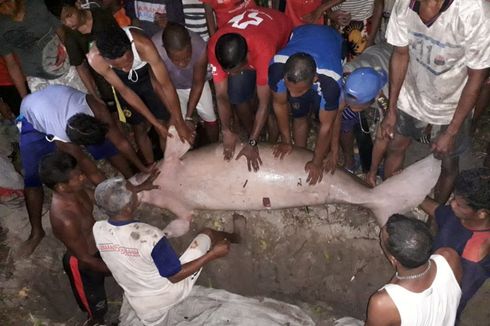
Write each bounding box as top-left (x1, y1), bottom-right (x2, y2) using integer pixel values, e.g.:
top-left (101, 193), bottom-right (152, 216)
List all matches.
top-left (87, 49), bottom-right (169, 139)
top-left (55, 141), bottom-right (105, 185)
top-left (381, 45), bottom-right (409, 139)
top-left (324, 103), bottom-right (345, 174)
top-left (76, 62), bottom-right (99, 98)
top-left (204, 4), bottom-right (217, 36)
top-left (305, 109), bottom-right (337, 185)
top-left (186, 50), bottom-right (208, 121)
top-left (215, 79), bottom-right (239, 160)
top-left (420, 196), bottom-right (440, 235)
top-left (432, 68), bottom-right (489, 157)
top-left (272, 90), bottom-right (293, 159)
top-left (52, 213), bottom-right (111, 274)
top-left (86, 95), bottom-right (149, 174)
top-left (302, 0), bottom-right (345, 24)
top-left (136, 31), bottom-right (193, 144)
top-left (3, 54), bottom-right (28, 98)
top-left (366, 0), bottom-right (384, 47)
top-left (168, 240), bottom-right (229, 283)
top-left (434, 247), bottom-right (463, 284)
top-left (235, 84), bottom-right (270, 172)
top-left (365, 290), bottom-right (400, 326)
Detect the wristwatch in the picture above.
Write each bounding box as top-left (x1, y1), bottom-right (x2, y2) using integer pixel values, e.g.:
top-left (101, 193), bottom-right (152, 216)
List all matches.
top-left (248, 139), bottom-right (258, 147)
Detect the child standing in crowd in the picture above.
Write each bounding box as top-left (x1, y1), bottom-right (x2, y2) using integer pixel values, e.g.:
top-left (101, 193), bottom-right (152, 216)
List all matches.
top-left (328, 0), bottom-right (384, 60)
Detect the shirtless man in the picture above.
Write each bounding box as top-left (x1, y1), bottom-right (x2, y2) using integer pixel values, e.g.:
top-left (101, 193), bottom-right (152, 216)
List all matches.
top-left (88, 25), bottom-right (194, 165)
top-left (39, 152), bottom-right (111, 326)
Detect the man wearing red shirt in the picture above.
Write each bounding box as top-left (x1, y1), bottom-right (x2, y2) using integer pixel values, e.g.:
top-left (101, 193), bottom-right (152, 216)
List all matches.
top-left (202, 0), bottom-right (257, 33)
top-left (208, 8), bottom-right (292, 171)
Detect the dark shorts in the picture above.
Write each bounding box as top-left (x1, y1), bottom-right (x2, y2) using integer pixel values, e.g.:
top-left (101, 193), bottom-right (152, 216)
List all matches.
top-left (0, 85), bottom-right (22, 116)
top-left (62, 252), bottom-right (107, 320)
top-left (19, 119), bottom-right (118, 188)
top-left (227, 69), bottom-right (257, 105)
top-left (116, 65), bottom-right (170, 124)
top-left (395, 110), bottom-right (470, 157)
top-left (288, 88), bottom-right (321, 119)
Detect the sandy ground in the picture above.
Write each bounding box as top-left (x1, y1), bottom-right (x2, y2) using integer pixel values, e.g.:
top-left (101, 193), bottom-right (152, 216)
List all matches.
top-left (0, 109), bottom-right (488, 325)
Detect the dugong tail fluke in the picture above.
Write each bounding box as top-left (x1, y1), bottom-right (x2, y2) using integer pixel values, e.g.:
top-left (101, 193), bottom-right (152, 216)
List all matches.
top-left (363, 155), bottom-right (441, 225)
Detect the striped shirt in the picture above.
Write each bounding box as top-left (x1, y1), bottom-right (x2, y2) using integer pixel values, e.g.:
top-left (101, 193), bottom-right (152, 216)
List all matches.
top-left (332, 0), bottom-right (375, 21)
top-left (182, 0), bottom-right (210, 41)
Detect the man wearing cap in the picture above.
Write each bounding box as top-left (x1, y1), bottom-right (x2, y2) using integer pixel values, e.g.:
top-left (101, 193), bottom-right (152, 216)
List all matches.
top-left (381, 0), bottom-right (490, 203)
top-left (269, 24), bottom-right (344, 185)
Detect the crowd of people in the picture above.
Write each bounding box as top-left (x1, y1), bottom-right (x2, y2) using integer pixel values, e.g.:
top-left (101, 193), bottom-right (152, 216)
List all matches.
top-left (0, 0), bottom-right (488, 325)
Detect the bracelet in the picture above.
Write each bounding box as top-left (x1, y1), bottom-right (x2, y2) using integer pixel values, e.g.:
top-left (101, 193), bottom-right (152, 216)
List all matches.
top-left (185, 117), bottom-right (193, 122)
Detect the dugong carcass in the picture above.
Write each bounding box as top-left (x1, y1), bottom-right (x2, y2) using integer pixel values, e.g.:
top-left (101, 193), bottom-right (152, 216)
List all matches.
top-left (137, 127), bottom-right (441, 237)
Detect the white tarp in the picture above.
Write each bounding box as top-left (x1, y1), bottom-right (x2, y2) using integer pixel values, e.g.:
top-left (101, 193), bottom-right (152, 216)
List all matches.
top-left (120, 286), bottom-right (315, 326)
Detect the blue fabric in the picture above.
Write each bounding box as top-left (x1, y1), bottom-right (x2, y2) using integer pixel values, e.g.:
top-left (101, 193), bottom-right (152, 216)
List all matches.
top-left (227, 69), bottom-right (257, 105)
top-left (19, 118), bottom-right (119, 188)
top-left (432, 205), bottom-right (490, 316)
top-left (269, 25), bottom-right (343, 111)
top-left (20, 119), bottom-right (56, 188)
top-left (107, 219), bottom-right (138, 226)
top-left (151, 237), bottom-right (182, 278)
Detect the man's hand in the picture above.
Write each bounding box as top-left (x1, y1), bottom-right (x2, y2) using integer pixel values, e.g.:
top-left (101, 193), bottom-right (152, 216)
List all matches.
top-left (431, 131), bottom-right (455, 159)
top-left (154, 121), bottom-right (170, 139)
top-left (129, 168), bottom-right (161, 192)
top-left (273, 142), bottom-right (293, 160)
top-left (330, 10), bottom-right (351, 27)
top-left (176, 122), bottom-right (196, 145)
top-left (209, 239), bottom-right (231, 259)
top-left (305, 160), bottom-right (324, 185)
top-left (185, 117), bottom-right (196, 131)
top-left (324, 150), bottom-right (339, 175)
top-left (380, 110), bottom-right (396, 140)
top-left (222, 130), bottom-right (239, 161)
top-left (365, 171), bottom-right (377, 188)
top-left (236, 144), bottom-right (262, 172)
top-left (154, 12), bottom-right (168, 28)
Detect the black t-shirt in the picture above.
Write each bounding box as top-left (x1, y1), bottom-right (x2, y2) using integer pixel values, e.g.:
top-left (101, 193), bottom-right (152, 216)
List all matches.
top-left (65, 8), bottom-right (118, 66)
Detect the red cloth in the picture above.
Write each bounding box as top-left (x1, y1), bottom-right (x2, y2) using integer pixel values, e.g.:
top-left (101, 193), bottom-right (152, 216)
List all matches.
top-left (0, 57), bottom-right (14, 87)
top-left (208, 8), bottom-right (293, 86)
top-left (201, 0), bottom-right (257, 28)
top-left (285, 0), bottom-right (323, 27)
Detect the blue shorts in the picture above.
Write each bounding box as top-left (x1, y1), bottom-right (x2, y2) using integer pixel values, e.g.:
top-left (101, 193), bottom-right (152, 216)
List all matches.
top-left (19, 119), bottom-right (118, 188)
top-left (227, 69), bottom-right (257, 105)
top-left (288, 88), bottom-right (321, 119)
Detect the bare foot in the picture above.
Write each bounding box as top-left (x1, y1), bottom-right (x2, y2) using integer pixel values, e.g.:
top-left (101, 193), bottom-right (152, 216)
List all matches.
top-left (17, 231), bottom-right (45, 257)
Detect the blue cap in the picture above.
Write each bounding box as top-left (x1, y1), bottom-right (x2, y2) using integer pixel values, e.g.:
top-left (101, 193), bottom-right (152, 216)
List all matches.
top-left (343, 67), bottom-right (388, 105)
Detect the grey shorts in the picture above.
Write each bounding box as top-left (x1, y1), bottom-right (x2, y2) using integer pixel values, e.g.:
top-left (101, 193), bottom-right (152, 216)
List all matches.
top-left (395, 110), bottom-right (470, 158)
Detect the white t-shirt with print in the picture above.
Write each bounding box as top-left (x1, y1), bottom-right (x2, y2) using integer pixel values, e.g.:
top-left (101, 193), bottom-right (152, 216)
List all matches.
top-left (386, 0), bottom-right (490, 125)
top-left (93, 221), bottom-right (193, 325)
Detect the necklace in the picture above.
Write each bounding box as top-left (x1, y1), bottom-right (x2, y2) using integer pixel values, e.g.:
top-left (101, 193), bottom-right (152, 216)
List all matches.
top-left (395, 260), bottom-right (432, 280)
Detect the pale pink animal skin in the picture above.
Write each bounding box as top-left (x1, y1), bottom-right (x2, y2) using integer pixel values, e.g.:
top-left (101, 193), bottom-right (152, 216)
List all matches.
top-left (137, 127), bottom-right (441, 237)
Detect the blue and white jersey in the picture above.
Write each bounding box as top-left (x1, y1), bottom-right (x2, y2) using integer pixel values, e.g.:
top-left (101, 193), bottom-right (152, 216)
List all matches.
top-left (268, 24), bottom-right (344, 111)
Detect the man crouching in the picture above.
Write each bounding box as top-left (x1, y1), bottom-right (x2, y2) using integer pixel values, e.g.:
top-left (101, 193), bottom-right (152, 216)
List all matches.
top-left (93, 176), bottom-right (240, 325)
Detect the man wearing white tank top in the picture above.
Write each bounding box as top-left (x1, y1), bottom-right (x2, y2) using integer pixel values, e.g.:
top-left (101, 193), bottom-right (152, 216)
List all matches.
top-left (366, 214), bottom-right (462, 326)
top-left (87, 25), bottom-right (195, 166)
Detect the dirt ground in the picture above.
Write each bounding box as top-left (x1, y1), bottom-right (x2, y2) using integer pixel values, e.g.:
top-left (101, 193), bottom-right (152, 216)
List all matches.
top-left (0, 109), bottom-right (488, 325)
